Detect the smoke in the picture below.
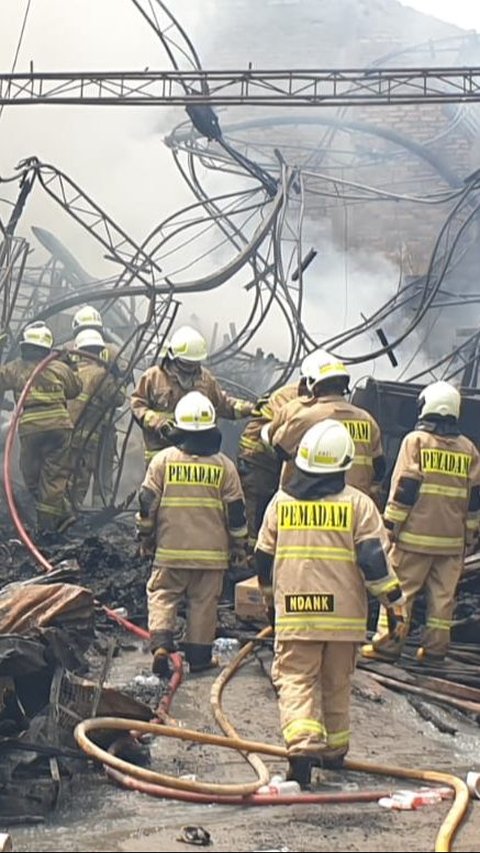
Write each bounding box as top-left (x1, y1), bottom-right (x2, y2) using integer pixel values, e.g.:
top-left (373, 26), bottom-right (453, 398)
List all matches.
top-left (0, 0), bottom-right (203, 274)
top-left (2, 0), bottom-right (480, 381)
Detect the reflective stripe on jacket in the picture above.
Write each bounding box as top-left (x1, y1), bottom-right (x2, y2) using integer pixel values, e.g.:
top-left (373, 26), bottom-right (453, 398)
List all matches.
top-left (269, 395), bottom-right (383, 494)
top-left (0, 357), bottom-right (81, 435)
top-left (256, 485), bottom-right (398, 642)
top-left (141, 446), bottom-right (247, 570)
top-left (384, 429), bottom-right (480, 555)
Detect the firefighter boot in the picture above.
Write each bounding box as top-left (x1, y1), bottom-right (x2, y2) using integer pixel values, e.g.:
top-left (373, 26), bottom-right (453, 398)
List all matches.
top-left (314, 754), bottom-right (345, 770)
top-left (184, 643), bottom-right (219, 674)
top-left (151, 648), bottom-right (171, 678)
top-left (361, 643), bottom-right (400, 663)
top-left (416, 647), bottom-right (445, 666)
top-left (150, 631), bottom-right (174, 678)
top-left (286, 756), bottom-right (312, 789)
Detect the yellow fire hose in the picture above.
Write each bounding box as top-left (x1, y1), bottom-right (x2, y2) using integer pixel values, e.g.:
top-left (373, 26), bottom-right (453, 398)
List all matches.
top-left (75, 626), bottom-right (471, 852)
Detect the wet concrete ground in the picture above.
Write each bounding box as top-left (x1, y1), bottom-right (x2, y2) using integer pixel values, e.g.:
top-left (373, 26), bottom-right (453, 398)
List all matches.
top-left (9, 643), bottom-right (480, 853)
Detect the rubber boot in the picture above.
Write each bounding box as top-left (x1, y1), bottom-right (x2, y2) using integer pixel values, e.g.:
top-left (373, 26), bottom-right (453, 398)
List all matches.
top-left (314, 753), bottom-right (345, 770)
top-left (151, 647), bottom-right (171, 678)
top-left (150, 630), bottom-right (175, 678)
top-left (286, 756), bottom-right (312, 789)
top-left (361, 643), bottom-right (400, 663)
top-left (184, 643), bottom-right (219, 673)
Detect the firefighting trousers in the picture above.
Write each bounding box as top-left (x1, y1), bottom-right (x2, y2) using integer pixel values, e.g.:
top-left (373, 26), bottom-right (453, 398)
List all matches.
top-left (147, 566), bottom-right (223, 646)
top-left (19, 429), bottom-right (73, 532)
top-left (238, 461), bottom-right (280, 546)
top-left (272, 639), bottom-right (357, 760)
top-left (68, 440), bottom-right (98, 508)
top-left (92, 427), bottom-right (117, 506)
top-left (373, 547), bottom-right (463, 658)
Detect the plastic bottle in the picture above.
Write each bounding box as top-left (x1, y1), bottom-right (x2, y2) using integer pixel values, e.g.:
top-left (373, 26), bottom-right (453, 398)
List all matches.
top-left (378, 788), bottom-right (443, 810)
top-left (212, 637), bottom-right (241, 665)
top-left (257, 774), bottom-right (301, 796)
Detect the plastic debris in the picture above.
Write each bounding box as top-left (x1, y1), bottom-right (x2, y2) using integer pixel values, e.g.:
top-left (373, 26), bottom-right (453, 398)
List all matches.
top-left (133, 674), bottom-right (160, 688)
top-left (378, 787), bottom-right (453, 810)
top-left (257, 774), bottom-right (301, 796)
top-left (177, 826), bottom-right (212, 846)
top-left (212, 637), bottom-right (241, 665)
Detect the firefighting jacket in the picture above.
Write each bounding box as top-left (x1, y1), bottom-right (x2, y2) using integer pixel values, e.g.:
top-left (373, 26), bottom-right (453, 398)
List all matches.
top-left (131, 364), bottom-right (253, 463)
top-left (0, 357), bottom-right (81, 436)
top-left (68, 359), bottom-right (125, 447)
top-left (238, 382), bottom-right (299, 473)
top-left (137, 445), bottom-right (247, 570)
top-left (256, 474), bottom-right (401, 642)
top-left (384, 425), bottom-right (480, 555)
top-left (268, 394), bottom-right (385, 493)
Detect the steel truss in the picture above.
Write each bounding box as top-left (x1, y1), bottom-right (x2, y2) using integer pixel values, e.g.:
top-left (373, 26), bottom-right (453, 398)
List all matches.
top-left (1, 67), bottom-right (480, 107)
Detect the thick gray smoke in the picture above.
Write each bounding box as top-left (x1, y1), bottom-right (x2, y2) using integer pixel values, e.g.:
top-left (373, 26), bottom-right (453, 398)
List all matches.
top-left (2, 0), bottom-right (480, 380)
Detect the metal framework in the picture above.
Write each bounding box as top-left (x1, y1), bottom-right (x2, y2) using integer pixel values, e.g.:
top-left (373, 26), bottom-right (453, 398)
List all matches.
top-left (2, 67), bottom-right (480, 107)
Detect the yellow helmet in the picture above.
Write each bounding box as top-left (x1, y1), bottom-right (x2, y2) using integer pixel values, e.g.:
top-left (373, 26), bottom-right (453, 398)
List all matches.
top-left (21, 322), bottom-right (53, 351)
top-left (174, 392), bottom-right (216, 432)
top-left (296, 419), bottom-right (355, 474)
top-left (168, 326), bottom-right (208, 362)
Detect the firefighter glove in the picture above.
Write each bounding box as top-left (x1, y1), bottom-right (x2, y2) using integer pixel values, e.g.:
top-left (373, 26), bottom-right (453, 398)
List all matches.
top-left (386, 594), bottom-right (409, 641)
top-left (229, 540), bottom-right (249, 571)
top-left (250, 394), bottom-right (270, 419)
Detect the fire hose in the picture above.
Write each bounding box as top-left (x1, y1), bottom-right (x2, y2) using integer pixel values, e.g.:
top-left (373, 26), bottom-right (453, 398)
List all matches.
top-left (1, 350), bottom-right (161, 640)
top-left (2, 353), bottom-right (471, 850)
top-left (75, 627), bottom-right (471, 852)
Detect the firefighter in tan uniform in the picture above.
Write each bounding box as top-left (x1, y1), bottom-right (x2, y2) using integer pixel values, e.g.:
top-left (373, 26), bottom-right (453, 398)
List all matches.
top-left (136, 392), bottom-right (248, 676)
top-left (131, 326), bottom-right (253, 467)
top-left (256, 419), bottom-right (405, 787)
top-left (364, 381), bottom-right (480, 664)
top-left (67, 329), bottom-right (125, 508)
top-left (237, 381), bottom-right (300, 547)
top-left (263, 350), bottom-right (385, 496)
top-left (0, 323), bottom-right (81, 532)
top-left (69, 306), bottom-right (127, 505)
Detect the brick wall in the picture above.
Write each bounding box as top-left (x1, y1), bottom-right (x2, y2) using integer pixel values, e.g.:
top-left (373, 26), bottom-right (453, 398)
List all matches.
top-left (195, 0), bottom-right (480, 273)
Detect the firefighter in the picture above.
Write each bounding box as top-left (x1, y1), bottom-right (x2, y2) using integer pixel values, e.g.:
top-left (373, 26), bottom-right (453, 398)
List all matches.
top-left (237, 380), bottom-right (302, 548)
top-left (135, 391), bottom-right (248, 676)
top-left (363, 381), bottom-right (480, 664)
top-left (131, 325), bottom-right (254, 467)
top-left (70, 305), bottom-right (125, 369)
top-left (70, 305), bottom-right (127, 505)
top-left (263, 349), bottom-right (385, 496)
top-left (67, 329), bottom-right (125, 508)
top-left (255, 419), bottom-right (406, 788)
top-left (0, 322), bottom-right (81, 533)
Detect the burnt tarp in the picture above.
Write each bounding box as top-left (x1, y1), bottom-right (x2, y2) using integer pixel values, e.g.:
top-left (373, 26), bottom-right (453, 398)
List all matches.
top-left (0, 580), bottom-right (151, 819)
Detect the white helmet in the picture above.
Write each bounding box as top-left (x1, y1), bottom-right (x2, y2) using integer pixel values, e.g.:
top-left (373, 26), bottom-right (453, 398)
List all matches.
top-left (72, 305), bottom-right (103, 331)
top-left (301, 349), bottom-right (350, 393)
top-left (418, 381), bottom-right (461, 419)
top-left (168, 326), bottom-right (208, 363)
top-left (74, 329), bottom-right (105, 350)
top-left (296, 419), bottom-right (355, 474)
top-left (21, 322), bottom-right (53, 350)
top-left (174, 392), bottom-right (216, 432)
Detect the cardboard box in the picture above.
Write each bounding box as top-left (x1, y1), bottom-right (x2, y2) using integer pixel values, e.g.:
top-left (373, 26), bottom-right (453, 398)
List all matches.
top-left (235, 575), bottom-right (268, 623)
